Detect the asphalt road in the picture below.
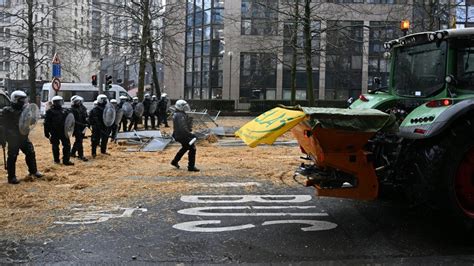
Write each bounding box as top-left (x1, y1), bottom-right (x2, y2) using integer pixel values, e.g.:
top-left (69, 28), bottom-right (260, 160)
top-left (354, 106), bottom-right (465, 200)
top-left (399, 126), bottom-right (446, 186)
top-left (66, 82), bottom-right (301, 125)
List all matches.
top-left (2, 176), bottom-right (474, 264)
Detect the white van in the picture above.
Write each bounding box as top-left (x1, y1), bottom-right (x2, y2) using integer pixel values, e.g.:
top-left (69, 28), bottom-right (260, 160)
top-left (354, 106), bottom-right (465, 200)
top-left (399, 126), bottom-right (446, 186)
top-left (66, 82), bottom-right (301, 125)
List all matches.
top-left (40, 83), bottom-right (132, 115)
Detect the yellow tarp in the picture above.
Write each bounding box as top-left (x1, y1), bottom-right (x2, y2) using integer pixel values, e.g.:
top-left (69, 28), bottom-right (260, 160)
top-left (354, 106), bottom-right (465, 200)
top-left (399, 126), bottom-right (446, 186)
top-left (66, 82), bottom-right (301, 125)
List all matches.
top-left (236, 107), bottom-right (306, 148)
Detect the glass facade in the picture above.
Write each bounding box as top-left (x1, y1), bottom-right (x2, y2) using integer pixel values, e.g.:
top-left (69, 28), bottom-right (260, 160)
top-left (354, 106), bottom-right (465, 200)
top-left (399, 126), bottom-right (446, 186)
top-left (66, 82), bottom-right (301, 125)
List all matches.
top-left (239, 53), bottom-right (277, 102)
top-left (282, 21), bottom-right (320, 100)
top-left (185, 0), bottom-right (225, 99)
top-left (325, 21), bottom-right (363, 100)
top-left (457, 0), bottom-right (474, 28)
top-left (368, 21), bottom-right (401, 90)
top-left (241, 0), bottom-right (279, 36)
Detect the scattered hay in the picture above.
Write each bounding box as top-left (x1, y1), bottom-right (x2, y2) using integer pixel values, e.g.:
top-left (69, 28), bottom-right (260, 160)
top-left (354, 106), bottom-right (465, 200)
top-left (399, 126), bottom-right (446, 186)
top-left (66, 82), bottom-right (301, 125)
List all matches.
top-left (0, 117), bottom-right (302, 239)
top-left (71, 183), bottom-right (89, 190)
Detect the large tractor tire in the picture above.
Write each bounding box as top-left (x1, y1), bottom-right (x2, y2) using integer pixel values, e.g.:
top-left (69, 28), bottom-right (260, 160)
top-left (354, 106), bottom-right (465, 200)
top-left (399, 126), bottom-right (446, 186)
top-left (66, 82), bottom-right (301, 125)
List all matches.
top-left (438, 119), bottom-right (474, 229)
top-left (400, 118), bottom-right (474, 230)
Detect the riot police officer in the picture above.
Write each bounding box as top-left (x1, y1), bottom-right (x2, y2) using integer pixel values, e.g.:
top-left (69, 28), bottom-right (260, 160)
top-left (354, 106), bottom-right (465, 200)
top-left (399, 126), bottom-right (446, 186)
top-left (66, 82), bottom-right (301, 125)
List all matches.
top-left (142, 94), bottom-right (153, 130)
top-left (70, 95), bottom-right (89, 162)
top-left (158, 93), bottom-right (169, 127)
top-left (118, 96), bottom-right (129, 132)
top-left (2, 91), bottom-right (43, 184)
top-left (171, 100), bottom-right (199, 172)
top-left (44, 95), bottom-right (74, 166)
top-left (89, 94), bottom-right (110, 157)
top-left (109, 99), bottom-right (119, 141)
top-left (151, 95), bottom-right (158, 129)
top-left (128, 97), bottom-right (139, 131)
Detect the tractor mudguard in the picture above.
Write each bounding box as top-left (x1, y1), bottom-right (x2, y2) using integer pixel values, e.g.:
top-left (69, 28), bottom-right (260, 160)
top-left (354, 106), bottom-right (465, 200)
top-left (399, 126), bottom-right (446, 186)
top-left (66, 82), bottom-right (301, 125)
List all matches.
top-left (399, 99), bottom-right (474, 139)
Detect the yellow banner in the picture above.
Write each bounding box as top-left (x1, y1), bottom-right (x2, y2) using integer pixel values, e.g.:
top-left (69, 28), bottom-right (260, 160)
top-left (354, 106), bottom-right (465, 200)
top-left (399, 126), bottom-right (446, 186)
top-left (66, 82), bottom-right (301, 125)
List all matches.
top-left (236, 107), bottom-right (306, 148)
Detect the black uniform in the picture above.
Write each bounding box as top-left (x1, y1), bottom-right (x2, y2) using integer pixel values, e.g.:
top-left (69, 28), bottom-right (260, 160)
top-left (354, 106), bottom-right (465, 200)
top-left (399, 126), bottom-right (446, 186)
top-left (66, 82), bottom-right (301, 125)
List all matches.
top-left (128, 102), bottom-right (139, 131)
top-left (171, 110), bottom-right (197, 170)
top-left (110, 104), bottom-right (120, 140)
top-left (158, 97), bottom-right (169, 127)
top-left (2, 103), bottom-right (39, 181)
top-left (70, 104), bottom-right (88, 159)
top-left (89, 103), bottom-right (110, 156)
top-left (118, 101), bottom-right (128, 132)
top-left (142, 98), bottom-right (154, 130)
top-left (44, 105), bottom-right (72, 164)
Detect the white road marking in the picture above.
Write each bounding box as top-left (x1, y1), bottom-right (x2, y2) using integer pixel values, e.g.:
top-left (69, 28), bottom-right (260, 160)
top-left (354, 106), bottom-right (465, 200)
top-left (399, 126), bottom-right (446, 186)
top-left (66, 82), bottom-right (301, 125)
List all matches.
top-left (197, 182), bottom-right (263, 188)
top-left (172, 220), bottom-right (255, 232)
top-left (177, 206), bottom-right (328, 217)
top-left (54, 207), bottom-right (148, 225)
top-left (262, 220), bottom-right (338, 231)
top-left (181, 195), bottom-right (312, 204)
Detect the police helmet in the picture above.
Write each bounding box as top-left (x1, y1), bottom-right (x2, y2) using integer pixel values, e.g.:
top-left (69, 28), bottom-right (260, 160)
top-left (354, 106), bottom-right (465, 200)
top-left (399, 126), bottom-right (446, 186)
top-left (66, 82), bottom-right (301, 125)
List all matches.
top-left (175, 99), bottom-right (190, 112)
top-left (10, 90), bottom-right (28, 104)
top-left (52, 95), bottom-right (64, 107)
top-left (97, 94), bottom-right (108, 105)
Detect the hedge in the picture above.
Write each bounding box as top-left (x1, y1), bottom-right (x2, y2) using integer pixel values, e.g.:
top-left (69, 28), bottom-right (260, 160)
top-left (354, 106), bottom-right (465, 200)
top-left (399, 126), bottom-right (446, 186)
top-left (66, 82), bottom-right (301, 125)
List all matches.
top-left (249, 100), bottom-right (347, 113)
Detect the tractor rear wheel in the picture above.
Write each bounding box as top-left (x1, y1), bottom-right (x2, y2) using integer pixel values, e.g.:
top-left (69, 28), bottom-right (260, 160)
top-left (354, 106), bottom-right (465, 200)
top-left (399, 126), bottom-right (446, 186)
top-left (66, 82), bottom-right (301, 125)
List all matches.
top-left (436, 119), bottom-right (474, 229)
top-left (401, 118), bottom-right (474, 230)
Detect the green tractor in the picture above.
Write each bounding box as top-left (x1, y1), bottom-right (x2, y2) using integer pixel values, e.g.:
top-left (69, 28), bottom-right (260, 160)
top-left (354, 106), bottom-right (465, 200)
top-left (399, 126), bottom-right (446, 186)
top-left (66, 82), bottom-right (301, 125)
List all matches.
top-left (238, 27), bottom-right (474, 228)
top-left (350, 28), bottom-right (474, 227)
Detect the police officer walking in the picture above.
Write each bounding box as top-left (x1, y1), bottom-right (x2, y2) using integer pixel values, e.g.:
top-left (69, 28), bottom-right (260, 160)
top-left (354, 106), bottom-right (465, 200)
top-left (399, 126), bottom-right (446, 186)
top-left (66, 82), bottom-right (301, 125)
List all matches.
top-left (1, 91), bottom-right (43, 184)
top-left (171, 100), bottom-right (199, 172)
top-left (70, 95), bottom-right (88, 162)
top-left (158, 93), bottom-right (169, 127)
top-left (151, 95), bottom-right (158, 129)
top-left (89, 94), bottom-right (110, 157)
top-left (44, 95), bottom-right (74, 166)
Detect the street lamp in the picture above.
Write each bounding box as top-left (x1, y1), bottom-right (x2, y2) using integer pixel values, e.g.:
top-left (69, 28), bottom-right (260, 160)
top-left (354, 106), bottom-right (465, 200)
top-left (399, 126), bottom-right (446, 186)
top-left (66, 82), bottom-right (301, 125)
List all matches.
top-left (228, 51), bottom-right (233, 100)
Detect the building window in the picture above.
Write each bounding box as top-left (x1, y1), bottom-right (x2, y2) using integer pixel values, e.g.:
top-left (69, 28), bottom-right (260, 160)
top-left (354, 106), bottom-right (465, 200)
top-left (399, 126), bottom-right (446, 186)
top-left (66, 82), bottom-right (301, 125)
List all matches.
top-left (325, 21), bottom-right (364, 100)
top-left (185, 0), bottom-right (225, 100)
top-left (239, 53), bottom-right (277, 102)
top-left (241, 0), bottom-right (278, 36)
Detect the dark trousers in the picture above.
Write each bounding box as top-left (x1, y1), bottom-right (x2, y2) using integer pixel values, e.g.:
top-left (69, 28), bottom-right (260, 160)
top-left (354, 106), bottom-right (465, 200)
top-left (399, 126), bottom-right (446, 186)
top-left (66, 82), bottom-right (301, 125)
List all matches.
top-left (158, 111), bottom-right (168, 126)
top-left (91, 128), bottom-right (109, 155)
top-left (172, 139), bottom-right (196, 168)
top-left (6, 137), bottom-right (38, 179)
top-left (110, 124), bottom-right (118, 140)
top-left (50, 135), bottom-right (71, 163)
top-left (120, 118), bottom-right (128, 132)
top-left (71, 132), bottom-right (85, 158)
top-left (128, 117), bottom-right (138, 131)
top-left (144, 114), bottom-right (155, 130)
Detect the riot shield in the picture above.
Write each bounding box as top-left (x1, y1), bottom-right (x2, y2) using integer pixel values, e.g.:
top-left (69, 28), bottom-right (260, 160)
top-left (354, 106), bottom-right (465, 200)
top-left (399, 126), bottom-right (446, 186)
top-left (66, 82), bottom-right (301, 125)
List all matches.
top-left (19, 104), bottom-right (40, 136)
top-left (134, 103), bottom-right (145, 117)
top-left (122, 102), bottom-right (133, 118)
top-left (103, 103), bottom-right (116, 127)
top-left (64, 112), bottom-right (75, 138)
top-left (115, 108), bottom-right (124, 126)
top-left (149, 101), bottom-right (158, 114)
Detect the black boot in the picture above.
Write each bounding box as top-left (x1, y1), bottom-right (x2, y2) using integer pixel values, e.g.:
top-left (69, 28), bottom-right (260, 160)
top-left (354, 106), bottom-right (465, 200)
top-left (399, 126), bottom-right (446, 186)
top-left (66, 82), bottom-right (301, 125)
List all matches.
top-left (8, 177), bottom-right (20, 184)
top-left (188, 166), bottom-right (200, 172)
